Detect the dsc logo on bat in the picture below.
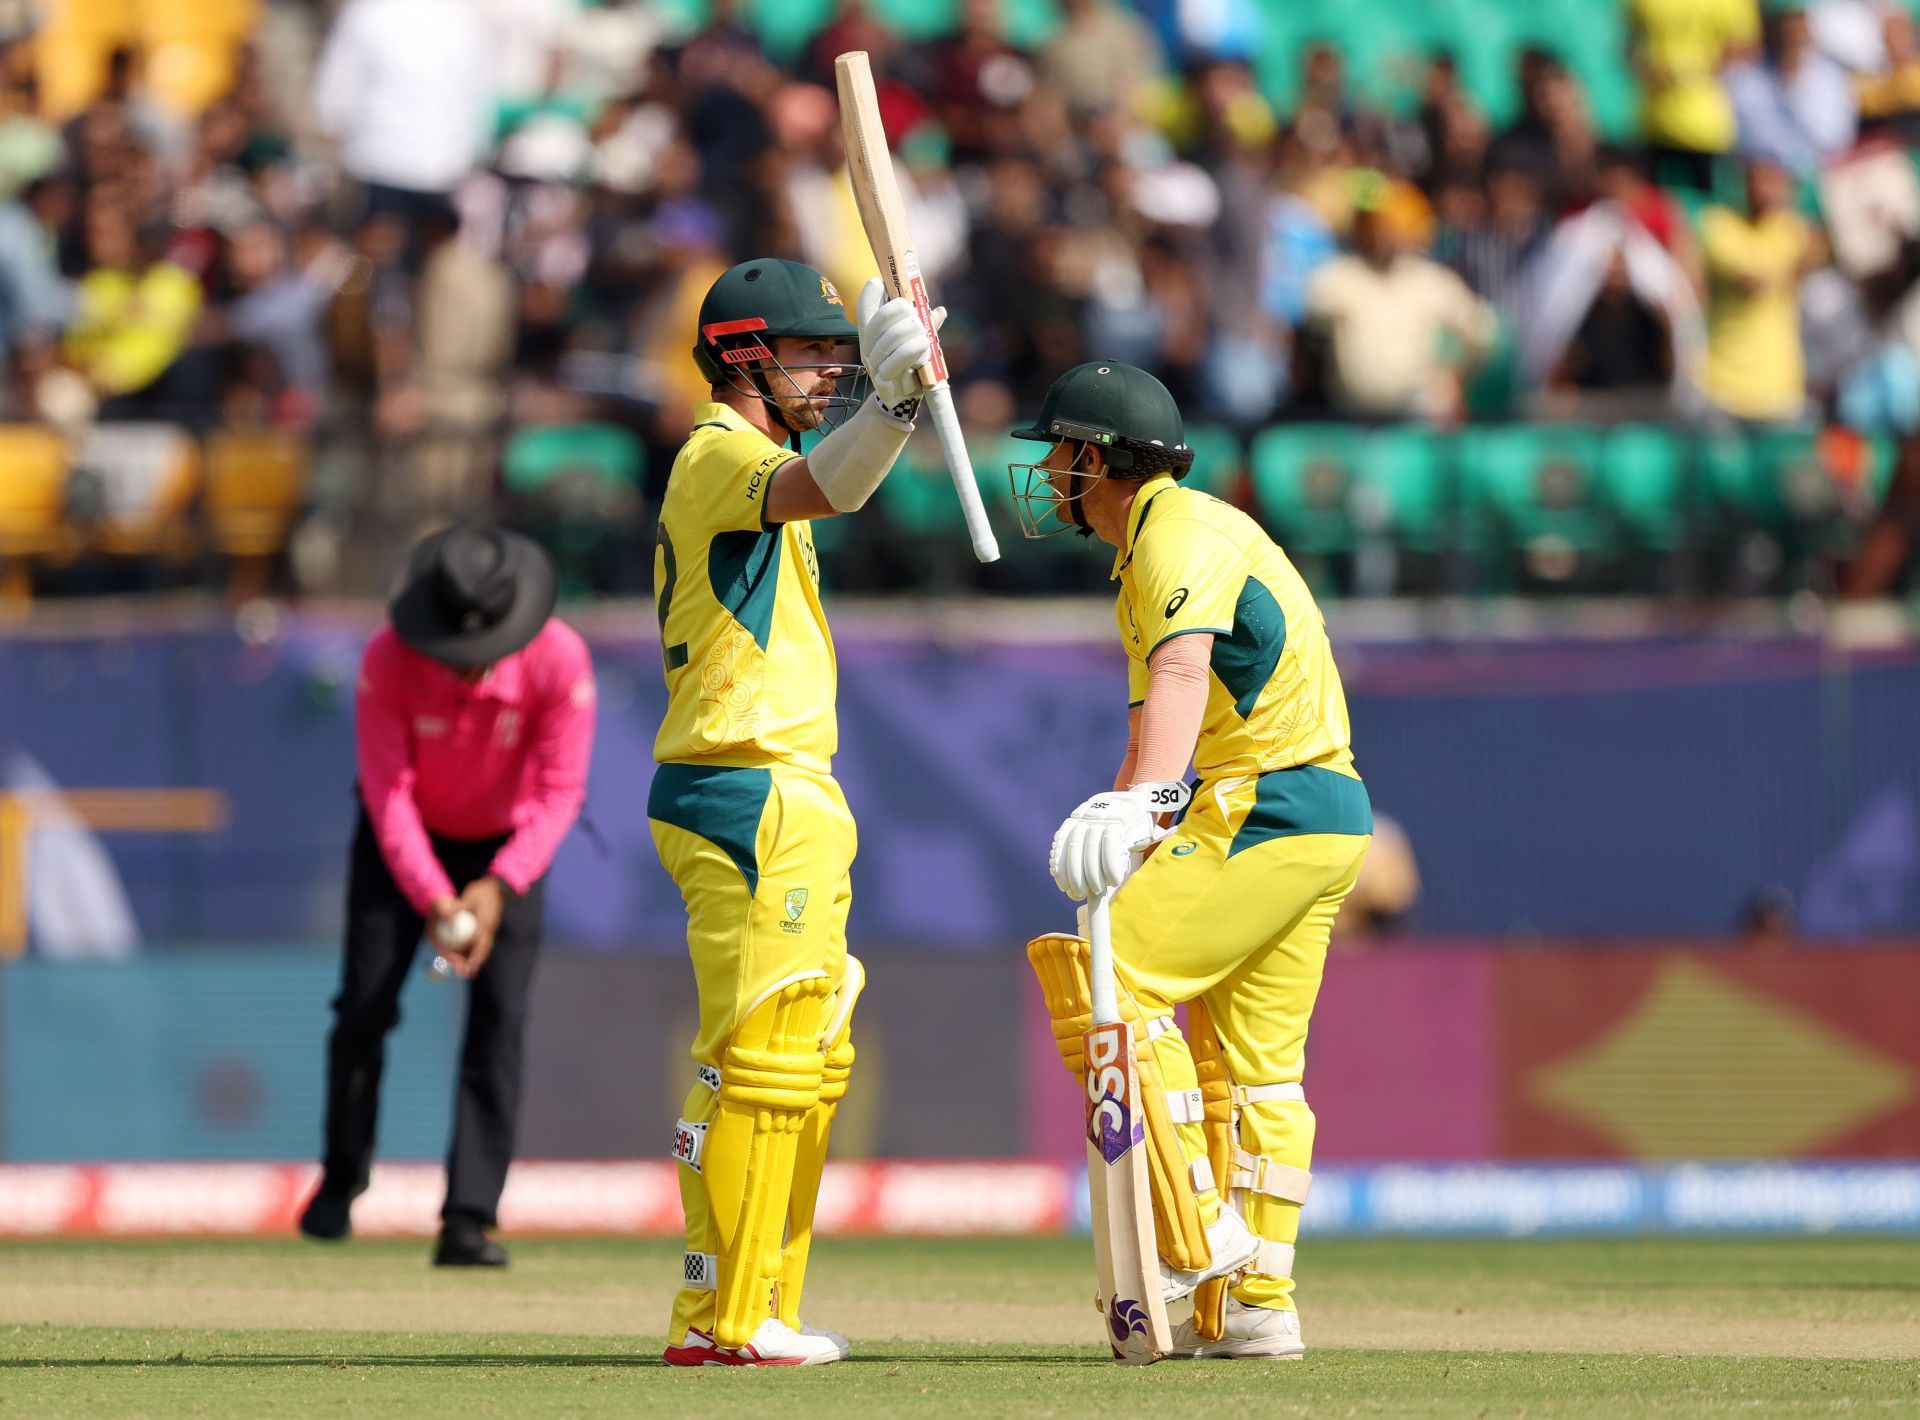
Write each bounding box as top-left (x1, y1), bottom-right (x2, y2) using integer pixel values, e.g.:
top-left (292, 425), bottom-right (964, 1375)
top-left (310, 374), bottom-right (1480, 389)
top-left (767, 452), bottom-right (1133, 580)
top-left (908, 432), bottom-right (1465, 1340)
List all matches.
top-left (1084, 1022), bottom-right (1142, 1165)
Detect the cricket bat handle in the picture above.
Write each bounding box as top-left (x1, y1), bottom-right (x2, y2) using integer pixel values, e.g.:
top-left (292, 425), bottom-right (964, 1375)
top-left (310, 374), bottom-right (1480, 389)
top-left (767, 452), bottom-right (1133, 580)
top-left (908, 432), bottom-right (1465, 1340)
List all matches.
top-left (924, 381), bottom-right (1000, 563)
top-left (1086, 888), bottom-right (1119, 1025)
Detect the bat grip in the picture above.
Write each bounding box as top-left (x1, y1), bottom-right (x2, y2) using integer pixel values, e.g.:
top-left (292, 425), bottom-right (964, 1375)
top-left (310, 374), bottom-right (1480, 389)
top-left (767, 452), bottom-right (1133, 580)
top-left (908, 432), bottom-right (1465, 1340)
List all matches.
top-left (925, 382), bottom-right (1000, 563)
top-left (1086, 889), bottom-right (1119, 1025)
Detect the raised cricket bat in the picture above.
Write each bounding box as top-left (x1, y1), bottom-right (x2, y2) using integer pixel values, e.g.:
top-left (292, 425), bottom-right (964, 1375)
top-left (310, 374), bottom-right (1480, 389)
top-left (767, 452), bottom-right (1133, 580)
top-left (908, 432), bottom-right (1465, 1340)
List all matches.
top-left (834, 49), bottom-right (1000, 563)
top-left (1082, 889), bottom-right (1172, 1363)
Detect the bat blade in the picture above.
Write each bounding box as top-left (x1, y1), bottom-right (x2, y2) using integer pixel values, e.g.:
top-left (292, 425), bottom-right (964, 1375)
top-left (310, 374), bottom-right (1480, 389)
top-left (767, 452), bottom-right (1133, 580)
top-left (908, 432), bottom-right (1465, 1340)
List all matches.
top-left (1085, 1017), bottom-right (1173, 1363)
top-left (834, 48), bottom-right (1000, 563)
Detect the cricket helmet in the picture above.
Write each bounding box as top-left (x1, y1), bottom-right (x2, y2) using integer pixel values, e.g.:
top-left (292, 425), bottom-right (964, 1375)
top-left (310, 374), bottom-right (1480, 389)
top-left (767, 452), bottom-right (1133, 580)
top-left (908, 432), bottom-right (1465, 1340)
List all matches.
top-left (692, 258), bottom-right (858, 382)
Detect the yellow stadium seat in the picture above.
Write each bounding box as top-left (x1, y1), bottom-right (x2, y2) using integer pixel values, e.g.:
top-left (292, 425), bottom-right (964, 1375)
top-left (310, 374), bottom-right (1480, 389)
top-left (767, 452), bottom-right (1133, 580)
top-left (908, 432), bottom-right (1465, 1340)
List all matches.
top-left (140, 0), bottom-right (255, 44)
top-left (145, 38), bottom-right (238, 114)
top-left (37, 0), bottom-right (139, 42)
top-left (35, 35), bottom-right (116, 119)
top-left (204, 429), bottom-right (306, 564)
top-left (0, 425), bottom-right (72, 603)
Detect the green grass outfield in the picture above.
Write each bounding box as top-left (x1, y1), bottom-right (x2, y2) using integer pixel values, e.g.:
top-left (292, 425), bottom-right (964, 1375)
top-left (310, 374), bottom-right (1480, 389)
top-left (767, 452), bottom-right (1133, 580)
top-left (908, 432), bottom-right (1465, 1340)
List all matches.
top-left (2, 1236), bottom-right (1917, 1417)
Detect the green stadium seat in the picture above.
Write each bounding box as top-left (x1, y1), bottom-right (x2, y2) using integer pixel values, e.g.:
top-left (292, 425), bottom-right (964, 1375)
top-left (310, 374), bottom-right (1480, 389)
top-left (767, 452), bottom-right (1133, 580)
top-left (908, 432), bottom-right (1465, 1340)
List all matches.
top-left (1599, 425), bottom-right (1689, 552)
top-left (1366, 426), bottom-right (1450, 553)
top-left (1180, 423), bottom-right (1244, 503)
top-left (1247, 424), bottom-right (1367, 557)
top-left (1458, 425), bottom-right (1614, 567)
top-left (502, 423), bottom-right (643, 496)
top-left (1703, 428), bottom-right (1831, 529)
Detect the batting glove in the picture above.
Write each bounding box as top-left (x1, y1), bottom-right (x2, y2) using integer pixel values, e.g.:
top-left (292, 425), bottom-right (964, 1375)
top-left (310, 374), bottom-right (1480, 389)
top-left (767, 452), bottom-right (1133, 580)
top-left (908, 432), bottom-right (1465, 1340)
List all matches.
top-left (1048, 782), bottom-right (1191, 901)
top-left (856, 276), bottom-right (943, 418)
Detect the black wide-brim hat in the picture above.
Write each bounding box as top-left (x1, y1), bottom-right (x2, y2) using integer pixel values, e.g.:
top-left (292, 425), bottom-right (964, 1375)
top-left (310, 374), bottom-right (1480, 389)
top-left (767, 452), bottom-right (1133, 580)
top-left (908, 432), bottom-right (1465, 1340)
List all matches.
top-left (389, 526), bottom-right (558, 668)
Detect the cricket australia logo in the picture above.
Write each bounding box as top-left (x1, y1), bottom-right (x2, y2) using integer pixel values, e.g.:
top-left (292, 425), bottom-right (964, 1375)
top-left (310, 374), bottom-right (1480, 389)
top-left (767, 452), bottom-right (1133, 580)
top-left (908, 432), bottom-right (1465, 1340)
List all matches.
top-left (781, 887), bottom-right (809, 934)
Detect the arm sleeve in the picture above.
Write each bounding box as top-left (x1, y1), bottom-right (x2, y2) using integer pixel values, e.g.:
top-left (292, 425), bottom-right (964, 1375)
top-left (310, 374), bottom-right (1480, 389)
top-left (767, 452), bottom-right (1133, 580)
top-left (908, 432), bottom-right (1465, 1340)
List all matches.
top-left (355, 630), bottom-right (457, 914)
top-left (489, 628), bottom-right (597, 894)
top-left (683, 427), bottom-right (801, 535)
top-left (1133, 632), bottom-right (1212, 786)
top-left (1129, 517), bottom-right (1244, 659)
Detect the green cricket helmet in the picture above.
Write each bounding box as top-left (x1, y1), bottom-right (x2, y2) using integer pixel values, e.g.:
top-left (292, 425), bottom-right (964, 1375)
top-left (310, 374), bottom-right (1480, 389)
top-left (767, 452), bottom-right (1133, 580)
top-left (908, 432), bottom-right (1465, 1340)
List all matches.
top-left (691, 258), bottom-right (858, 382)
top-left (1008, 360), bottom-right (1194, 538)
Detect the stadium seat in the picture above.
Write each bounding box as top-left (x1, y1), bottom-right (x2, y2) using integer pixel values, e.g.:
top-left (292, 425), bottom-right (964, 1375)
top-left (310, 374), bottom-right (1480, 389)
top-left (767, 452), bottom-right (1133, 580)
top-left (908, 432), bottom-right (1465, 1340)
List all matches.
top-left (1180, 422), bottom-right (1244, 504)
top-left (1702, 428), bottom-right (1831, 530)
top-left (0, 426), bottom-right (72, 603)
top-left (1598, 425), bottom-right (1689, 553)
top-left (77, 422), bottom-right (201, 560)
top-left (503, 423), bottom-right (643, 497)
top-left (1366, 426), bottom-right (1451, 555)
top-left (1458, 425), bottom-right (1614, 582)
top-left (203, 430), bottom-right (307, 593)
top-left (1248, 424), bottom-right (1366, 557)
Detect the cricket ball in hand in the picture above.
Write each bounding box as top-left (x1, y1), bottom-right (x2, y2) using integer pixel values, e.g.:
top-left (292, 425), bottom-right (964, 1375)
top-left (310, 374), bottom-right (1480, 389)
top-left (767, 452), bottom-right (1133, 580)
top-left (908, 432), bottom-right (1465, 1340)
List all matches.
top-left (439, 909), bottom-right (478, 950)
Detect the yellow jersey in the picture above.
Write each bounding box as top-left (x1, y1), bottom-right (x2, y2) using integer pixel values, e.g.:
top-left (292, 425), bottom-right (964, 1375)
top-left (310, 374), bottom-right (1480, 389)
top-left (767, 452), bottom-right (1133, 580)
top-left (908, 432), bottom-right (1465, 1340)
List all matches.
top-left (1114, 476), bottom-right (1359, 786)
top-left (652, 402), bottom-right (836, 773)
top-left (1631, 0), bottom-right (1760, 154)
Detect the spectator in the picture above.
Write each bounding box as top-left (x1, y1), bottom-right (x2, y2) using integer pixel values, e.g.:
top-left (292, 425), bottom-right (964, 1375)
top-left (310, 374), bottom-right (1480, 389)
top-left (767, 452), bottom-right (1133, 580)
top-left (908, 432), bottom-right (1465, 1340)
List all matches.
top-left (1492, 50), bottom-right (1599, 201)
top-left (372, 207), bottom-right (516, 524)
top-left (1726, 1), bottom-right (1858, 176)
top-left (1303, 173), bottom-right (1497, 422)
top-left (63, 197), bottom-right (205, 418)
top-left (1519, 183), bottom-right (1706, 416)
top-left (926, 0), bottom-right (1031, 163)
top-left (0, 172), bottom-right (75, 370)
top-left (220, 221), bottom-right (358, 428)
top-left (1587, 144), bottom-right (1703, 295)
top-left (1854, 8), bottom-right (1920, 141)
top-left (1443, 163), bottom-right (1549, 314)
top-left (312, 0), bottom-right (497, 227)
top-left (1631, 0), bottom-right (1761, 189)
top-left (1700, 157), bottom-right (1822, 424)
top-left (1545, 255), bottom-right (1680, 417)
top-left (1039, 0), bottom-right (1161, 118)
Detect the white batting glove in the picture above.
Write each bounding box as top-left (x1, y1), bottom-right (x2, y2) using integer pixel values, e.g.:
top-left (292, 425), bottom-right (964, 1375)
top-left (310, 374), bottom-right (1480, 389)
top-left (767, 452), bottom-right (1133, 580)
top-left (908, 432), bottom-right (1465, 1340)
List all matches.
top-left (1048, 782), bottom-right (1190, 901)
top-left (856, 276), bottom-right (943, 418)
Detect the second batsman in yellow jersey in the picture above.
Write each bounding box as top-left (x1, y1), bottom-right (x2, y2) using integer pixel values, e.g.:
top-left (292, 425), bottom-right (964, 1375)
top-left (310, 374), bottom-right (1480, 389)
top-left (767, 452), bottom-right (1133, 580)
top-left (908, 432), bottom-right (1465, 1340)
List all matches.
top-left (649, 257), bottom-right (941, 1368)
top-left (1012, 360), bottom-right (1371, 1361)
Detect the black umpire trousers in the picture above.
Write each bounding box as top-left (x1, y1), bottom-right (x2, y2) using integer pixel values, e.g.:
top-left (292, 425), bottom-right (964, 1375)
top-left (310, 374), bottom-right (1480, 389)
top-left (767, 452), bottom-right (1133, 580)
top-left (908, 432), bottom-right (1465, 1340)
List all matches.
top-left (320, 805), bottom-right (546, 1227)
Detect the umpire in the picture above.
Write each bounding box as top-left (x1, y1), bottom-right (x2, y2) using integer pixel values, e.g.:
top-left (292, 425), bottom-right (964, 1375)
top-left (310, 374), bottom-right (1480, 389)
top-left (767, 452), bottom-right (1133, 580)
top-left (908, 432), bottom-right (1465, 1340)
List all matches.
top-left (299, 526), bottom-right (596, 1266)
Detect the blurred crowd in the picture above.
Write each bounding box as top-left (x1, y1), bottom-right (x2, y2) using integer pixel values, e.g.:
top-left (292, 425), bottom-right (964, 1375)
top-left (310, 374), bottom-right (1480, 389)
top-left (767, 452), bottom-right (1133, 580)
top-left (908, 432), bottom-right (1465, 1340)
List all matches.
top-left (7, 0), bottom-right (1920, 596)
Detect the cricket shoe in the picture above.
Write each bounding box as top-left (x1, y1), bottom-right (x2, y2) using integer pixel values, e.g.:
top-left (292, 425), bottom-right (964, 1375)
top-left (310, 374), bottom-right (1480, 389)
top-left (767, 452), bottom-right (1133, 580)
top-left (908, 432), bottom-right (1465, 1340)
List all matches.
top-left (1158, 1205), bottom-right (1261, 1304)
top-left (662, 1318), bottom-right (842, 1367)
top-left (1171, 1298), bottom-right (1304, 1359)
top-left (798, 1322), bottom-right (851, 1360)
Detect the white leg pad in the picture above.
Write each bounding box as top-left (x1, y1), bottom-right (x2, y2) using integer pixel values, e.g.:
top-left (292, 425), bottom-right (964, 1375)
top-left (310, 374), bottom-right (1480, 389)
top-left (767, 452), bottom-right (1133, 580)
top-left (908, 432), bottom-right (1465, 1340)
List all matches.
top-left (1230, 1148), bottom-right (1312, 1204)
top-left (1249, 1239), bottom-right (1296, 1280)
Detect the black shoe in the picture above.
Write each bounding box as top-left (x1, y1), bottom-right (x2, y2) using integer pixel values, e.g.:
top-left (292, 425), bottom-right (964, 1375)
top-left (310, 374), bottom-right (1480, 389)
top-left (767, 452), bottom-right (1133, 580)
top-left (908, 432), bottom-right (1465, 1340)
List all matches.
top-left (298, 1188), bottom-right (354, 1242)
top-left (433, 1215), bottom-right (508, 1268)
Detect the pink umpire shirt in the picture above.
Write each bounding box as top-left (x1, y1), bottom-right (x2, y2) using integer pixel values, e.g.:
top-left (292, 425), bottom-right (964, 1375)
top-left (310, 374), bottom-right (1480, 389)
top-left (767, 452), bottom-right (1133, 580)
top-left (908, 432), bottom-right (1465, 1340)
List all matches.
top-left (355, 619), bottom-right (597, 913)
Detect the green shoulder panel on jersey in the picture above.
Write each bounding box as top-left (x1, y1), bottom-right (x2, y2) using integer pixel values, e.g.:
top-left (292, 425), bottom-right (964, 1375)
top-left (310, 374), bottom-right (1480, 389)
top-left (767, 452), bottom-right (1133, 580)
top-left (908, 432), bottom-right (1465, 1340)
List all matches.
top-left (647, 763), bottom-right (772, 893)
top-left (708, 528), bottom-right (785, 651)
top-left (1210, 575), bottom-right (1286, 718)
top-left (1227, 765), bottom-right (1373, 857)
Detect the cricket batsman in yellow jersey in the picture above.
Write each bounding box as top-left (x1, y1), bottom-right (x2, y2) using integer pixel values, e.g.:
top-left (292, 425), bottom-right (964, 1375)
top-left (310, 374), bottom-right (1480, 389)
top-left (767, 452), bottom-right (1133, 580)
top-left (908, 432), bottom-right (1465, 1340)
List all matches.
top-left (1014, 362), bottom-right (1371, 1360)
top-left (649, 258), bottom-right (939, 1367)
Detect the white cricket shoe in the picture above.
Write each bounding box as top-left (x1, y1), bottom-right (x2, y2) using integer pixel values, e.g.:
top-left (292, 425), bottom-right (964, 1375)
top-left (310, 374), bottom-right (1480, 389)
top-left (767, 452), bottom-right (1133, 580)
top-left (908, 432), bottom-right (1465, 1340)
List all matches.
top-left (799, 1322), bottom-right (851, 1360)
top-left (1159, 1205), bottom-right (1261, 1304)
top-left (662, 1317), bottom-right (842, 1367)
top-left (1171, 1298), bottom-right (1305, 1359)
